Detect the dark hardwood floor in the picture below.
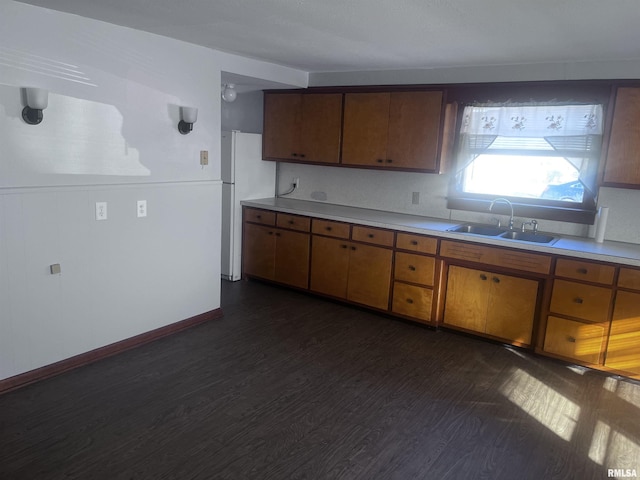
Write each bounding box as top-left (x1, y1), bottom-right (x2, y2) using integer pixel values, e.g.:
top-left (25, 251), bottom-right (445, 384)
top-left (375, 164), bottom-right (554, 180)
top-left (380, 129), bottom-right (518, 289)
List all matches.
top-left (1, 280), bottom-right (639, 479)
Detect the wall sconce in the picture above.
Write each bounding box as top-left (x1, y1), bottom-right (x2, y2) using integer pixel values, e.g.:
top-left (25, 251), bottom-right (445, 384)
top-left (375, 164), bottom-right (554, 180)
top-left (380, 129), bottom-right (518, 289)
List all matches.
top-left (22, 87), bottom-right (49, 125)
top-left (221, 84), bottom-right (237, 103)
top-left (178, 106), bottom-right (198, 134)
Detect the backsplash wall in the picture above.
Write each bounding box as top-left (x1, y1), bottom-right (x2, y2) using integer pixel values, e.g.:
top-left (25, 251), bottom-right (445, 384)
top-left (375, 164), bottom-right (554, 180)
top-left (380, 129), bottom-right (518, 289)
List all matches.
top-left (277, 162), bottom-right (640, 244)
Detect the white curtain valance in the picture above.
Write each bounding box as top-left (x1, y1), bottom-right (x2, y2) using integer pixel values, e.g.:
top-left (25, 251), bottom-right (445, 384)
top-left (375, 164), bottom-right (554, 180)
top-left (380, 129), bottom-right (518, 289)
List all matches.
top-left (460, 104), bottom-right (603, 137)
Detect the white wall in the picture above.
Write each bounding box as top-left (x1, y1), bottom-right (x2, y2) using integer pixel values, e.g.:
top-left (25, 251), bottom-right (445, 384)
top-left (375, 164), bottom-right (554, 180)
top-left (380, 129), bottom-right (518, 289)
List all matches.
top-left (0, 1), bottom-right (307, 382)
top-left (221, 90), bottom-right (264, 134)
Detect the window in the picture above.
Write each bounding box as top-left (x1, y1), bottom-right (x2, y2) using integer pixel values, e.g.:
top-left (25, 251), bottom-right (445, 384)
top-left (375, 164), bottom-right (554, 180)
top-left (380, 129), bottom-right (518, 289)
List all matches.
top-left (448, 103), bottom-right (604, 224)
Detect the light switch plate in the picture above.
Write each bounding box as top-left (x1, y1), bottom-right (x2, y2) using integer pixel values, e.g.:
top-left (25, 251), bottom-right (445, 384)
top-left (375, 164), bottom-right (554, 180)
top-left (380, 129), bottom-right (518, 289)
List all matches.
top-left (137, 200), bottom-right (147, 218)
top-left (200, 150), bottom-right (208, 166)
top-left (50, 264), bottom-right (61, 275)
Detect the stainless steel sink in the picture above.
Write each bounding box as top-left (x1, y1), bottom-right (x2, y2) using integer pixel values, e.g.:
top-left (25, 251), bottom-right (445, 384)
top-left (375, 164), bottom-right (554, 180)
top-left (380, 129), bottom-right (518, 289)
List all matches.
top-left (448, 224), bottom-right (508, 236)
top-left (449, 223), bottom-right (558, 244)
top-left (499, 231), bottom-right (557, 244)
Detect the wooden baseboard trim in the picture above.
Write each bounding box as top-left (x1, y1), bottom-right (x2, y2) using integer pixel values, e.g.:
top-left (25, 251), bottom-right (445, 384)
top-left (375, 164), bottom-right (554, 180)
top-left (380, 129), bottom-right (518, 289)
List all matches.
top-left (0, 308), bottom-right (223, 395)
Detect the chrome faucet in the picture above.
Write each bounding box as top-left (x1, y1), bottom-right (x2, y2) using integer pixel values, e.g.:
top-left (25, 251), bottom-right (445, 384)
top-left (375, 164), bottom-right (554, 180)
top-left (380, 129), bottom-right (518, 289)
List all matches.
top-left (489, 198), bottom-right (514, 230)
top-left (521, 219), bottom-right (539, 233)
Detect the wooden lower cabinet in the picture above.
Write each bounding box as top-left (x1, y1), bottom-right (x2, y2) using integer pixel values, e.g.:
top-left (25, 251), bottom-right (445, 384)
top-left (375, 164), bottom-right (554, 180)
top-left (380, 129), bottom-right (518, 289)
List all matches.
top-left (444, 265), bottom-right (538, 346)
top-left (544, 316), bottom-right (605, 365)
top-left (392, 282), bottom-right (433, 322)
top-left (243, 222), bottom-right (310, 289)
top-left (310, 235), bottom-right (392, 310)
top-left (605, 290), bottom-right (640, 375)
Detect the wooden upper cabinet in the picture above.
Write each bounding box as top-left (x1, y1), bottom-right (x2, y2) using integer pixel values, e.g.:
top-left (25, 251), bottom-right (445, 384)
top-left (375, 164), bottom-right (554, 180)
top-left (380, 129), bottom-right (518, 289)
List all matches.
top-left (603, 87), bottom-right (640, 186)
top-left (263, 92), bottom-right (342, 164)
top-left (342, 91), bottom-right (444, 171)
top-left (342, 93), bottom-right (391, 167)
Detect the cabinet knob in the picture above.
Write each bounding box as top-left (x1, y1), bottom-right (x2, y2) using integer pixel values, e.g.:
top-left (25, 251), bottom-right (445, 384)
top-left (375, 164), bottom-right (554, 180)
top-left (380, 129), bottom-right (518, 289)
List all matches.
top-left (386, 159), bottom-right (393, 163)
top-left (408, 265), bottom-right (416, 271)
top-left (256, 215), bottom-right (261, 219)
top-left (574, 297), bottom-right (584, 304)
top-left (376, 159), bottom-right (384, 163)
top-left (326, 226), bottom-right (332, 231)
top-left (406, 298), bottom-right (414, 304)
top-left (300, 154), bottom-right (306, 158)
top-left (267, 231), bottom-right (273, 235)
top-left (567, 336), bottom-right (577, 343)
top-left (480, 274), bottom-right (487, 280)
top-left (368, 233), bottom-right (375, 238)
top-left (351, 246), bottom-right (356, 251)
top-left (410, 240), bottom-right (418, 245)
top-left (340, 244), bottom-right (348, 249)
top-left (291, 153), bottom-right (298, 157)
top-left (275, 232), bottom-right (281, 237)
top-left (492, 277), bottom-right (500, 283)
top-left (577, 268), bottom-right (588, 274)
top-left (288, 220), bottom-right (295, 225)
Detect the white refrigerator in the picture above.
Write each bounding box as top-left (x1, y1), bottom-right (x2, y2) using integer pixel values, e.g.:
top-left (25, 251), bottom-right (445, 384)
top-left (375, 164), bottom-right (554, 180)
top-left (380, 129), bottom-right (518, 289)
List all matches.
top-left (221, 130), bottom-right (276, 281)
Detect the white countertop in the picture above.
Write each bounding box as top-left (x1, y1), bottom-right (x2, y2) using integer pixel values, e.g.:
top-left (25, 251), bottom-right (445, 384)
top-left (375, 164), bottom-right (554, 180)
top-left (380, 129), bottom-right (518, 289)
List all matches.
top-left (242, 197), bottom-right (640, 267)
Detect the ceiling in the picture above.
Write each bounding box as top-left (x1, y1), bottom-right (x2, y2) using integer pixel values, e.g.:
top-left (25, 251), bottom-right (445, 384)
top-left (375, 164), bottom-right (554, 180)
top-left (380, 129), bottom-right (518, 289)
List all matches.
top-left (15, 0), bottom-right (640, 74)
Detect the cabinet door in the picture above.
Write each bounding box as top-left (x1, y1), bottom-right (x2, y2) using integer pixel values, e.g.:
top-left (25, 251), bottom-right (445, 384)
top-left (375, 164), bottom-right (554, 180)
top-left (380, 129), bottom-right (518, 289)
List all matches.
top-left (605, 290), bottom-right (640, 375)
top-left (603, 87), bottom-right (640, 185)
top-left (444, 266), bottom-right (490, 333)
top-left (274, 230), bottom-right (310, 289)
top-left (386, 91), bottom-right (443, 170)
top-left (310, 235), bottom-right (350, 298)
top-left (347, 243), bottom-right (393, 310)
top-left (243, 223), bottom-right (276, 280)
top-left (342, 93), bottom-right (390, 166)
top-left (263, 93), bottom-right (302, 160)
top-left (299, 94), bottom-right (343, 164)
top-left (485, 274), bottom-right (538, 345)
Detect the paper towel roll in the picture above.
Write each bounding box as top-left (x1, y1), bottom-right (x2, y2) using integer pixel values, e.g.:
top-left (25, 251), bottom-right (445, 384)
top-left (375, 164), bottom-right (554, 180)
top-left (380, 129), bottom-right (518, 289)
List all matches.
top-left (595, 206), bottom-right (609, 243)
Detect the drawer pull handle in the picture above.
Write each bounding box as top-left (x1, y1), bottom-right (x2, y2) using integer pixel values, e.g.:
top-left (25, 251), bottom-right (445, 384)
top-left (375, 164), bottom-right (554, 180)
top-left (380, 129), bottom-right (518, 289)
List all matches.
top-left (292, 153), bottom-right (298, 157)
top-left (574, 297), bottom-right (584, 304)
top-left (377, 159), bottom-right (384, 163)
top-left (351, 246), bottom-right (356, 251)
top-left (300, 154), bottom-right (306, 158)
top-left (567, 336), bottom-right (576, 343)
top-left (386, 159), bottom-right (393, 163)
top-left (326, 226), bottom-right (332, 231)
top-left (288, 220), bottom-right (295, 225)
top-left (492, 277), bottom-right (500, 283)
top-left (577, 268), bottom-right (588, 274)
top-left (480, 274), bottom-right (487, 281)
top-left (406, 298), bottom-right (414, 304)
top-left (275, 232), bottom-right (281, 237)
top-left (368, 234), bottom-right (375, 238)
top-left (256, 215), bottom-right (262, 219)
top-left (340, 244), bottom-right (348, 249)
top-left (267, 231), bottom-right (273, 235)
top-left (408, 265), bottom-right (416, 271)
top-left (410, 240), bottom-right (418, 245)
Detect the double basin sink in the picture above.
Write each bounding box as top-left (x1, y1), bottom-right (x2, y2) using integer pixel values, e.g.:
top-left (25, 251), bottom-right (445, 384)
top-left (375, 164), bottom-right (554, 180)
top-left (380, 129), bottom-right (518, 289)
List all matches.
top-left (448, 223), bottom-right (557, 244)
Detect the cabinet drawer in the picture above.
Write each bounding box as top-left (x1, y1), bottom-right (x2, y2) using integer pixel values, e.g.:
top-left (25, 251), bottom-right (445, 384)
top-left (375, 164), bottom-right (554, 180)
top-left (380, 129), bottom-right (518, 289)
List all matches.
top-left (440, 240), bottom-right (551, 274)
top-left (549, 279), bottom-right (612, 323)
top-left (244, 208), bottom-right (276, 226)
top-left (276, 213), bottom-right (311, 232)
top-left (396, 233), bottom-right (437, 254)
top-left (392, 282), bottom-right (433, 322)
top-left (311, 219), bottom-right (350, 239)
top-left (555, 258), bottom-right (615, 285)
top-left (544, 316), bottom-right (605, 365)
top-left (352, 226), bottom-right (395, 247)
top-left (394, 252), bottom-right (435, 286)
top-left (619, 267), bottom-right (640, 291)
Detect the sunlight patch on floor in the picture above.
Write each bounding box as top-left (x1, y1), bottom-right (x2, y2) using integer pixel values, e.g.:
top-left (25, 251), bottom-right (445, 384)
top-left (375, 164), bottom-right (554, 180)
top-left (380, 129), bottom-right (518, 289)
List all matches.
top-left (500, 368), bottom-right (580, 441)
